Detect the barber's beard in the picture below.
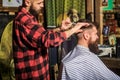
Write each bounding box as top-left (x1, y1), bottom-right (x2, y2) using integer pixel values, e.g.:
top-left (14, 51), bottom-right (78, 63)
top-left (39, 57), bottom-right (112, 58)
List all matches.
top-left (29, 6), bottom-right (40, 20)
top-left (88, 38), bottom-right (99, 54)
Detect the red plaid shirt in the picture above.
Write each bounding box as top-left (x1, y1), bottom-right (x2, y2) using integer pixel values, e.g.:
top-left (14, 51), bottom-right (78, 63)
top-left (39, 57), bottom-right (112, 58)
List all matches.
top-left (13, 7), bottom-right (66, 80)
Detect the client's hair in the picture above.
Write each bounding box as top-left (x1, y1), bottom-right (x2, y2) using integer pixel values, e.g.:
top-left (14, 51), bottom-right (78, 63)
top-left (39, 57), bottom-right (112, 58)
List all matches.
top-left (77, 19), bottom-right (99, 30)
top-left (75, 19), bottom-right (99, 39)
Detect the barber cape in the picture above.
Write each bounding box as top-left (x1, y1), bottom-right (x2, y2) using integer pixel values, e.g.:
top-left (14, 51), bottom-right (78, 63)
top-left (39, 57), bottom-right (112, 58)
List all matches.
top-left (61, 45), bottom-right (120, 80)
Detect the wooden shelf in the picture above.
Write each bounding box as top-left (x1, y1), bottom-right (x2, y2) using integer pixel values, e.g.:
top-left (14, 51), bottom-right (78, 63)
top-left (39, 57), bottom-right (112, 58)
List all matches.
top-left (0, 7), bottom-right (18, 12)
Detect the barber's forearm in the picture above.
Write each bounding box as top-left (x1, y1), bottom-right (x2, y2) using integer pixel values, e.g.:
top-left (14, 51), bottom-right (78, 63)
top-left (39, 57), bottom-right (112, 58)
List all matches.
top-left (65, 26), bottom-right (78, 38)
top-left (53, 27), bottom-right (61, 32)
top-left (53, 26), bottom-right (71, 32)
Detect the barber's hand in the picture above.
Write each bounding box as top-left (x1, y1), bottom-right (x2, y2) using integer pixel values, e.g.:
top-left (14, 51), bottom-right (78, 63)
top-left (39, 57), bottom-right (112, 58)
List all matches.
top-left (74, 22), bottom-right (89, 33)
top-left (60, 18), bottom-right (72, 30)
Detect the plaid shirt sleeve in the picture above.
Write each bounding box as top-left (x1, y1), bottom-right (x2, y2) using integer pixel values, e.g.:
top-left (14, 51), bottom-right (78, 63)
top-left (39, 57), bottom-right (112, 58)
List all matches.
top-left (15, 14), bottom-right (66, 49)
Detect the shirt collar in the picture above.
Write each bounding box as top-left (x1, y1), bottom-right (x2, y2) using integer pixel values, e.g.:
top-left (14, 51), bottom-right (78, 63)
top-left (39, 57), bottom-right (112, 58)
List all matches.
top-left (21, 7), bottom-right (34, 18)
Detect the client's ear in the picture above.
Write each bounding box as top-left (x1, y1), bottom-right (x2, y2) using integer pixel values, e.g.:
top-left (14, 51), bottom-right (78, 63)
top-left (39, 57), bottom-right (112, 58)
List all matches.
top-left (83, 32), bottom-right (90, 40)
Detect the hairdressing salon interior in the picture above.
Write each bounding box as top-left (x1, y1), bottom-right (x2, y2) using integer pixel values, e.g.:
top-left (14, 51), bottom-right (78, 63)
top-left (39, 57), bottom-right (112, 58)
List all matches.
top-left (0, 0), bottom-right (120, 80)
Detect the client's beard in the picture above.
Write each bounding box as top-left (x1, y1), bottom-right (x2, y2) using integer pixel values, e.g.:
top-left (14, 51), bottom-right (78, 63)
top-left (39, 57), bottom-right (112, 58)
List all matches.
top-left (88, 39), bottom-right (99, 54)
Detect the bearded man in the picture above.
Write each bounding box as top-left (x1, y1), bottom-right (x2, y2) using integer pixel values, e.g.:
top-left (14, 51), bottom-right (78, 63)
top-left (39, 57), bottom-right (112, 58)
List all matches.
top-left (13, 0), bottom-right (89, 80)
top-left (60, 20), bottom-right (120, 80)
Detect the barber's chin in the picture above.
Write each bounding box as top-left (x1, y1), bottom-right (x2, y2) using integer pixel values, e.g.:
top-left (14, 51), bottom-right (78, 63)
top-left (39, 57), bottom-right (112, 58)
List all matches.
top-left (31, 12), bottom-right (39, 19)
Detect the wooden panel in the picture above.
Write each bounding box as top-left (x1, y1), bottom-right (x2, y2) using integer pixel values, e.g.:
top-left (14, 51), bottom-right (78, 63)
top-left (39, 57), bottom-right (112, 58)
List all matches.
top-left (100, 57), bottom-right (120, 76)
top-left (96, 0), bottom-right (103, 44)
top-left (101, 57), bottom-right (120, 69)
top-left (86, 0), bottom-right (94, 13)
top-left (86, 0), bottom-right (95, 21)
